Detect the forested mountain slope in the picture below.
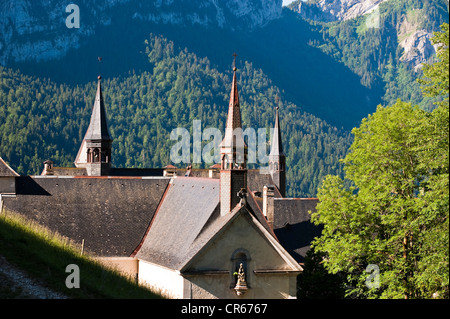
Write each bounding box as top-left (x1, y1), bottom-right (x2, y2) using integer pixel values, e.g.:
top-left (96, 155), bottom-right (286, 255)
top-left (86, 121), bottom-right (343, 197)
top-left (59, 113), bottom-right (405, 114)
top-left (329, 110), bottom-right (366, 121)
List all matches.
top-left (289, 0), bottom-right (449, 110)
top-left (1, 0), bottom-right (447, 197)
top-left (0, 35), bottom-right (352, 197)
top-left (2, 0), bottom-right (391, 129)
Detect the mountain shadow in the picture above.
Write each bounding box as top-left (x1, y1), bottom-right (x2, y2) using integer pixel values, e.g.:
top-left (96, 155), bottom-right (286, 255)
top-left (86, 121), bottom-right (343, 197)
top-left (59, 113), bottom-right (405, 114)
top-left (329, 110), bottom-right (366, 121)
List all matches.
top-left (10, 7), bottom-right (384, 130)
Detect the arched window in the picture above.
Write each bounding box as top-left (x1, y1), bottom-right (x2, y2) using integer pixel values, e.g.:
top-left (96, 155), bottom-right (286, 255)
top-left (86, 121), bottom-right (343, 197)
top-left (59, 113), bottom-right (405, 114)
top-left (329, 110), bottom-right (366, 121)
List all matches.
top-left (222, 154), bottom-right (229, 170)
top-left (87, 149), bottom-right (92, 163)
top-left (91, 148), bottom-right (100, 163)
top-left (274, 162), bottom-right (279, 171)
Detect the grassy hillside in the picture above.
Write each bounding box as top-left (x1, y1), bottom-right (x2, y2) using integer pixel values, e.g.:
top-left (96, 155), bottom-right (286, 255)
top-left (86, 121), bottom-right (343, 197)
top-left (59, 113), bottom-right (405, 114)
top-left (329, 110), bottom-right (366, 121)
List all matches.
top-left (0, 210), bottom-right (162, 299)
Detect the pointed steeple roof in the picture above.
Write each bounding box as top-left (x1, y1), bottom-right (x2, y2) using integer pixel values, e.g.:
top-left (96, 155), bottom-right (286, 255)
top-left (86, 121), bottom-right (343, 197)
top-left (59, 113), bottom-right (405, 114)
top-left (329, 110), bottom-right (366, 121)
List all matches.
top-left (269, 106), bottom-right (284, 157)
top-left (226, 64), bottom-right (241, 130)
top-left (220, 54), bottom-right (246, 149)
top-left (84, 76), bottom-right (112, 141)
top-left (74, 76), bottom-right (112, 168)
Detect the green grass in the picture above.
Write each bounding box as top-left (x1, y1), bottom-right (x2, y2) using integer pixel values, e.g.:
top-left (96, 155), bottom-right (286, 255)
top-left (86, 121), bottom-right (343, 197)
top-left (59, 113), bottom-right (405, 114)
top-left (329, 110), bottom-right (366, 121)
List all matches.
top-left (0, 210), bottom-right (163, 299)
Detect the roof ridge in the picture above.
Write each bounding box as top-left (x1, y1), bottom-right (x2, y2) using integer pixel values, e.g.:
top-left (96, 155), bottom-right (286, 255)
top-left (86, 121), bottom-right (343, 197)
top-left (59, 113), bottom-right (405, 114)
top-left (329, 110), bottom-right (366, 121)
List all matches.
top-left (129, 181), bottom-right (172, 257)
top-left (0, 157), bottom-right (19, 176)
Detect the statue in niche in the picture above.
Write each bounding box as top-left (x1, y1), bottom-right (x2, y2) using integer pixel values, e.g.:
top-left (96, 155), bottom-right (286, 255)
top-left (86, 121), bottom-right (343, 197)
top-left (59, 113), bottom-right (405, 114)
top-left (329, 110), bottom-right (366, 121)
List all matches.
top-left (234, 263), bottom-right (248, 296)
top-left (237, 263), bottom-right (246, 284)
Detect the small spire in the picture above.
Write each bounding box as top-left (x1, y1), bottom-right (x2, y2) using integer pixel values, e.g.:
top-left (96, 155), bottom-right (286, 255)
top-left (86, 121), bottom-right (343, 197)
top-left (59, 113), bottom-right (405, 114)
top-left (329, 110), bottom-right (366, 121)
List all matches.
top-left (84, 75), bottom-right (112, 141)
top-left (269, 97), bottom-right (284, 157)
top-left (74, 75), bottom-right (112, 168)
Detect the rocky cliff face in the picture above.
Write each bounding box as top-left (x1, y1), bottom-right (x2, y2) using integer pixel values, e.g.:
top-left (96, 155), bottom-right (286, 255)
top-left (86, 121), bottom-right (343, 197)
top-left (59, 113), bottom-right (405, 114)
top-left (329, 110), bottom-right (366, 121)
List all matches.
top-left (0, 0), bottom-right (282, 65)
top-left (130, 0), bottom-right (282, 29)
top-left (290, 0), bottom-right (389, 22)
top-left (399, 29), bottom-right (436, 71)
top-left (397, 8), bottom-right (439, 71)
top-left (289, 0), bottom-right (441, 71)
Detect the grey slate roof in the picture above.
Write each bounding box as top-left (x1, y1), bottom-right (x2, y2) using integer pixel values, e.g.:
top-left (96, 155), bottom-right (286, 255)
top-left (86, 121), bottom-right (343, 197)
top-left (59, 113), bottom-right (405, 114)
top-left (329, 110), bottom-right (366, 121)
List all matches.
top-left (3, 176), bottom-right (170, 256)
top-left (273, 198), bottom-right (322, 263)
top-left (245, 169), bottom-right (282, 231)
top-left (46, 167), bottom-right (164, 177)
top-left (136, 177), bottom-right (221, 270)
top-left (247, 169), bottom-right (282, 198)
top-left (110, 168), bottom-right (164, 176)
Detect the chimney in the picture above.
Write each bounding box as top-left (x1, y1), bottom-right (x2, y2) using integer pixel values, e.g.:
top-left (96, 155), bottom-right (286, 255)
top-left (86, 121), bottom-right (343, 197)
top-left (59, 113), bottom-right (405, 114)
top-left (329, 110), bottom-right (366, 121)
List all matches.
top-left (42, 160), bottom-right (54, 176)
top-left (163, 165), bottom-right (177, 177)
top-left (263, 185), bottom-right (275, 230)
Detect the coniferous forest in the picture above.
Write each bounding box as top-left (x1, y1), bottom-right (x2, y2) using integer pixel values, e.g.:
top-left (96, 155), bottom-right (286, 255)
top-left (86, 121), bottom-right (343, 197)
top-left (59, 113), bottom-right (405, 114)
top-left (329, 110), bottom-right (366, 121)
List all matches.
top-left (0, 34), bottom-right (351, 198)
top-left (0, 0), bottom-right (448, 199)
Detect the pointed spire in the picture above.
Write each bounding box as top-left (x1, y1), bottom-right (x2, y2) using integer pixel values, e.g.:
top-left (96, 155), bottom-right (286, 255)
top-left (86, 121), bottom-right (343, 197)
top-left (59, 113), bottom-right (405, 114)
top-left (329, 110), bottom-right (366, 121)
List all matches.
top-left (226, 53), bottom-right (241, 131)
top-left (74, 76), bottom-right (112, 169)
top-left (84, 76), bottom-right (112, 141)
top-left (268, 97), bottom-right (286, 197)
top-left (220, 54), bottom-right (246, 149)
top-left (269, 99), bottom-right (284, 157)
top-left (219, 53), bottom-right (248, 216)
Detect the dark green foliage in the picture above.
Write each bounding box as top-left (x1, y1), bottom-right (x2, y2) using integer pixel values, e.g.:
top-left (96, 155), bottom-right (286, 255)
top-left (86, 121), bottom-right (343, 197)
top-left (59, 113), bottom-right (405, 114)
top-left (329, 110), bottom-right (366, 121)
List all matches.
top-left (310, 23), bottom-right (449, 297)
top-left (312, 100), bottom-right (449, 298)
top-left (297, 249), bottom-right (346, 299)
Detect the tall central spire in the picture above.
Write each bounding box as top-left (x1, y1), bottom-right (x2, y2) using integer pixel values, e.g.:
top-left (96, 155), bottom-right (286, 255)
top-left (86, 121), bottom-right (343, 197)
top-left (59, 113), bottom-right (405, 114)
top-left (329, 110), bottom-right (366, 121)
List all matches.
top-left (85, 76), bottom-right (112, 141)
top-left (220, 53), bottom-right (246, 150)
top-left (226, 53), bottom-right (241, 129)
top-left (220, 54), bottom-right (248, 216)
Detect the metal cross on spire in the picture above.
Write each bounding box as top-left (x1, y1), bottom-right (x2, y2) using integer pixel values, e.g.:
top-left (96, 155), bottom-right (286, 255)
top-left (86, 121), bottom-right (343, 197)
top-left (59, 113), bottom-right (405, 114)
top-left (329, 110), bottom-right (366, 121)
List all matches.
top-left (98, 56), bottom-right (103, 78)
top-left (232, 52), bottom-right (238, 71)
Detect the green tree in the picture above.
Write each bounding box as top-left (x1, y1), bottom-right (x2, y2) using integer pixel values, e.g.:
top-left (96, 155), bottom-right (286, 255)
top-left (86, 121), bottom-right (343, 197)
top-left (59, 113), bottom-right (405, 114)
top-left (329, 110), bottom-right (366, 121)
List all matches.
top-left (310, 23), bottom-right (449, 298)
top-left (418, 23), bottom-right (449, 109)
top-left (312, 100), bottom-right (448, 298)
top-left (414, 22), bottom-right (449, 298)
top-left (297, 249), bottom-right (346, 299)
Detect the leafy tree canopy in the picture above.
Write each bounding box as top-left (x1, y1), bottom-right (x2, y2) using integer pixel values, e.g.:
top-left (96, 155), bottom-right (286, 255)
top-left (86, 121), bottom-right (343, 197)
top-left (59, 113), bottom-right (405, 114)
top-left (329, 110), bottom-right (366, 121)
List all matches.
top-left (310, 23), bottom-right (449, 299)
